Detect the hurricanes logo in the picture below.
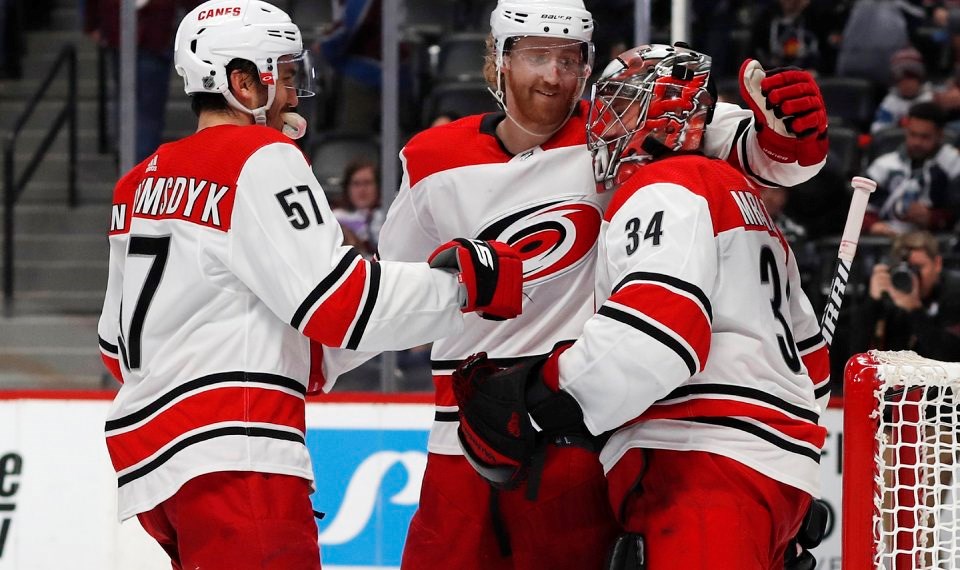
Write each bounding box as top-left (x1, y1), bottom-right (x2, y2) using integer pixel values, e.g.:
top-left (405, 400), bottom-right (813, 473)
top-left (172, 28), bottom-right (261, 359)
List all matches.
top-left (477, 199), bottom-right (602, 285)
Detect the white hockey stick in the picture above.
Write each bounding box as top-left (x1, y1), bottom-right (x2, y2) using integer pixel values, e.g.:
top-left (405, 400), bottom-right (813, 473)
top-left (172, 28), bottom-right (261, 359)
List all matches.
top-left (819, 176), bottom-right (877, 346)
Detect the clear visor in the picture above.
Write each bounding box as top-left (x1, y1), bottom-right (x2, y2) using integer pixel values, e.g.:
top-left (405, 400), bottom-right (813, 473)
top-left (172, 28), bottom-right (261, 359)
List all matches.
top-left (505, 39), bottom-right (593, 80)
top-left (275, 51), bottom-right (317, 98)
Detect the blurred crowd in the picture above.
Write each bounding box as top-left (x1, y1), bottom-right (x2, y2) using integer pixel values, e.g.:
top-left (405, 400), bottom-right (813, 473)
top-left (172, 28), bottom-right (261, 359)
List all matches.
top-left (3, 0), bottom-right (959, 390)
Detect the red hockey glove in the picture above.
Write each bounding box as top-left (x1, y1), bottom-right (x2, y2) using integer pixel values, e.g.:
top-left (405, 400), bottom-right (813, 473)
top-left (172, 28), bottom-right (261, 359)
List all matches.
top-left (452, 345), bottom-right (584, 489)
top-left (428, 238), bottom-right (523, 320)
top-left (739, 59), bottom-right (828, 167)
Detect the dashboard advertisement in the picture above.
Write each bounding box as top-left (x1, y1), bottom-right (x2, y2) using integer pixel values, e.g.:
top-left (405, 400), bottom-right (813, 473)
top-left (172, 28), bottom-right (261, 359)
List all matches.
top-left (0, 393), bottom-right (844, 569)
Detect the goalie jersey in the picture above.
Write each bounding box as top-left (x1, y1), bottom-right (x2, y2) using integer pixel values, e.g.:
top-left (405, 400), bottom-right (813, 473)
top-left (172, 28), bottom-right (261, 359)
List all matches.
top-left (380, 101), bottom-right (827, 456)
top-left (98, 125), bottom-right (466, 520)
top-left (558, 154), bottom-right (829, 496)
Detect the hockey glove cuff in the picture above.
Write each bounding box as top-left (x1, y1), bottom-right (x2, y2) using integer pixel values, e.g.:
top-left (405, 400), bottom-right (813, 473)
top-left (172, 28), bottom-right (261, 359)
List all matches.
top-left (739, 59), bottom-right (828, 167)
top-left (428, 239), bottom-right (523, 320)
top-left (526, 342), bottom-right (585, 436)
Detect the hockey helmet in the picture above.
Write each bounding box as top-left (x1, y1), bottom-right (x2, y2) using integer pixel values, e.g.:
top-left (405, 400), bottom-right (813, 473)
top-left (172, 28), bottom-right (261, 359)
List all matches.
top-left (587, 44), bottom-right (716, 192)
top-left (491, 0), bottom-right (594, 75)
top-left (174, 0), bottom-right (315, 124)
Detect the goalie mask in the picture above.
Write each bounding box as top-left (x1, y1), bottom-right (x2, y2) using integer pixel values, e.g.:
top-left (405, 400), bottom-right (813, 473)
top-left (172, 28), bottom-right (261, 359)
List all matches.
top-left (587, 44), bottom-right (715, 192)
top-left (174, 0), bottom-right (316, 127)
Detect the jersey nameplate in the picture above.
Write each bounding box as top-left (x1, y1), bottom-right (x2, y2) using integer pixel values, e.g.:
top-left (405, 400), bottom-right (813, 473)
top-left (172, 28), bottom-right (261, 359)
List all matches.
top-left (131, 176), bottom-right (233, 230)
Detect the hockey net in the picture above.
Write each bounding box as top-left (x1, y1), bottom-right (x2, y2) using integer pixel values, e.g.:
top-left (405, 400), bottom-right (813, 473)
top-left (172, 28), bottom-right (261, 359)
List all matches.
top-left (844, 350), bottom-right (960, 569)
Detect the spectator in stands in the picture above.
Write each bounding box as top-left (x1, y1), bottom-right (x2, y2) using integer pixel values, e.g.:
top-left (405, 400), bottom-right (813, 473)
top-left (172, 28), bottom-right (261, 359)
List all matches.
top-left (835, 0), bottom-right (911, 89)
top-left (318, 0), bottom-right (382, 133)
top-left (84, 0), bottom-right (201, 163)
top-left (872, 47), bottom-right (935, 133)
top-left (933, 4), bottom-right (960, 75)
top-left (864, 102), bottom-right (960, 236)
top-left (851, 230), bottom-right (960, 360)
top-left (748, 0), bottom-right (834, 72)
top-left (333, 158), bottom-right (383, 257)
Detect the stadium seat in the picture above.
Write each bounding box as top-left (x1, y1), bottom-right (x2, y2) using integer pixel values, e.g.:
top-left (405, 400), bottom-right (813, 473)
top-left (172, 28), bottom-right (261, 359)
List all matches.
top-left (827, 125), bottom-right (861, 177)
top-left (423, 82), bottom-right (498, 127)
top-left (436, 33), bottom-right (488, 83)
top-left (459, 0), bottom-right (497, 31)
top-left (405, 0), bottom-right (457, 41)
top-left (817, 77), bottom-right (876, 132)
top-left (866, 127), bottom-right (904, 164)
top-left (311, 134), bottom-right (381, 192)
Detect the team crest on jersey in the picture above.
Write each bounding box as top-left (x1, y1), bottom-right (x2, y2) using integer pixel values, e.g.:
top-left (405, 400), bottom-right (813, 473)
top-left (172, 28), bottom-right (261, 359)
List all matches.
top-left (477, 199), bottom-right (602, 285)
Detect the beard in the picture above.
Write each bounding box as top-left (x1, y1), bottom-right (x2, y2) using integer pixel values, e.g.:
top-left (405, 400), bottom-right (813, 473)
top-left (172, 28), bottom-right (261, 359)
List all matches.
top-left (504, 73), bottom-right (580, 132)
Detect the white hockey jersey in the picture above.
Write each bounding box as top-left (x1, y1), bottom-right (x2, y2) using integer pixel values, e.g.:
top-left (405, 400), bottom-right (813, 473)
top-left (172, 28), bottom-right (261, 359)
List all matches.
top-left (378, 101), bottom-right (827, 455)
top-left (558, 153), bottom-right (829, 496)
top-left (97, 125), bottom-right (467, 520)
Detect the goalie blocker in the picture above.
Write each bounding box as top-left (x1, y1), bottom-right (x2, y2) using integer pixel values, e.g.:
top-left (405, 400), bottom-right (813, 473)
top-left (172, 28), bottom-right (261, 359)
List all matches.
top-left (452, 344), bottom-right (587, 490)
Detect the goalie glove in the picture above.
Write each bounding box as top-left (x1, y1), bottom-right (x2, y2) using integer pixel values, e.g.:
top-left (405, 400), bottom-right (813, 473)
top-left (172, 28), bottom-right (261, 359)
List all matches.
top-left (452, 345), bottom-right (584, 489)
top-left (739, 59), bottom-right (828, 167)
top-left (428, 238), bottom-right (523, 320)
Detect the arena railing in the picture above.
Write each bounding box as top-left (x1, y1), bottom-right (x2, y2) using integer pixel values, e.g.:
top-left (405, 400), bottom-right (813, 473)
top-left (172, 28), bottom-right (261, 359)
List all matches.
top-left (2, 44), bottom-right (78, 312)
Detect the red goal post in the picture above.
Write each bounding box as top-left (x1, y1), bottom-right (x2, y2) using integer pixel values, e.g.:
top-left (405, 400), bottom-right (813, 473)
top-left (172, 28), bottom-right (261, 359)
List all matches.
top-left (843, 350), bottom-right (960, 569)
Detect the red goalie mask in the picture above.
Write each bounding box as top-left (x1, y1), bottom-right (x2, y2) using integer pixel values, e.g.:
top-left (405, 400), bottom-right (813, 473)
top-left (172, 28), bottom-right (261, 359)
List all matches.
top-left (587, 44), bottom-right (715, 192)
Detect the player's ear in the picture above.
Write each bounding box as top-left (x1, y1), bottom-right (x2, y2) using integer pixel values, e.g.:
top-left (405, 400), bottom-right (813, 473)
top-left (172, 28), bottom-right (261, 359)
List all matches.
top-left (229, 68), bottom-right (259, 108)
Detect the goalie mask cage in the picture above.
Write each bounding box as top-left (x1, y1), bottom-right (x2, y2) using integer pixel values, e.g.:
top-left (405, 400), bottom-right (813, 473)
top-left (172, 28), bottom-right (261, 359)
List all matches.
top-left (844, 350), bottom-right (960, 569)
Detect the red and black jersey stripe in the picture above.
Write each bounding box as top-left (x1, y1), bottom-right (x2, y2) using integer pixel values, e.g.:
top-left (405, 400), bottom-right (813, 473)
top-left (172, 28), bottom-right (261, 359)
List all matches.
top-left (601, 272), bottom-right (712, 376)
top-left (105, 371), bottom-right (306, 485)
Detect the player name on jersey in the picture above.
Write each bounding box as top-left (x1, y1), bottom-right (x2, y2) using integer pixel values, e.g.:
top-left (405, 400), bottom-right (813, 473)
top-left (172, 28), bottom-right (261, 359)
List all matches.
top-left (730, 189), bottom-right (777, 234)
top-left (116, 176), bottom-right (233, 231)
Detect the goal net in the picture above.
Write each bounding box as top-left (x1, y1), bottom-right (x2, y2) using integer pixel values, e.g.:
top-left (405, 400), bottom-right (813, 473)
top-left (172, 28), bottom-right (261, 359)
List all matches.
top-left (844, 350), bottom-right (960, 569)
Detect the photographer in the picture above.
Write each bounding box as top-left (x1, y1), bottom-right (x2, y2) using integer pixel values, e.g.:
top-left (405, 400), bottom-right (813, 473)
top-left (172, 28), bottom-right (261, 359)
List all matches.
top-left (851, 231), bottom-right (960, 360)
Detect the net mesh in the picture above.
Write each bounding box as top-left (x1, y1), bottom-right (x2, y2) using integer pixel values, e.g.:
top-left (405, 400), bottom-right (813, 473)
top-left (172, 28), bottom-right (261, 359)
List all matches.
top-left (869, 350), bottom-right (960, 569)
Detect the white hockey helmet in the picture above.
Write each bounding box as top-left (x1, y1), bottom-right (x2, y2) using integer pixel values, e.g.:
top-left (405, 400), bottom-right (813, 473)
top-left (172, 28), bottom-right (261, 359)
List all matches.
top-left (174, 0), bottom-right (315, 124)
top-left (490, 0), bottom-right (595, 71)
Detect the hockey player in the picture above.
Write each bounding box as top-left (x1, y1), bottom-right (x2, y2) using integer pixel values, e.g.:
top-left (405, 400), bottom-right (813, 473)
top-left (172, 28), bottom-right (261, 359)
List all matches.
top-left (336, 1), bottom-right (830, 567)
top-left (381, 1), bottom-right (832, 568)
top-left (95, 1), bottom-right (523, 568)
top-left (453, 44), bottom-right (831, 569)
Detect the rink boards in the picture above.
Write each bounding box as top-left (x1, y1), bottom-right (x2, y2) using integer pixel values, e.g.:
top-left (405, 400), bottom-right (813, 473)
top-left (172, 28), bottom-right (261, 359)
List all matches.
top-left (0, 393), bottom-right (843, 569)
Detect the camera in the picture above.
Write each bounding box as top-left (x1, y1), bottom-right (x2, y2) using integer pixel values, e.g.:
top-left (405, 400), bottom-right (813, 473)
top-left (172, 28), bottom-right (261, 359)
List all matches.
top-left (890, 258), bottom-right (919, 293)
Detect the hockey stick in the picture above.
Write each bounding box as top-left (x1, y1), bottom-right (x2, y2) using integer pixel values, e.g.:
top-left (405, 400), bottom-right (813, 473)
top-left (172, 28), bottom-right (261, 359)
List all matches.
top-left (819, 176), bottom-right (877, 346)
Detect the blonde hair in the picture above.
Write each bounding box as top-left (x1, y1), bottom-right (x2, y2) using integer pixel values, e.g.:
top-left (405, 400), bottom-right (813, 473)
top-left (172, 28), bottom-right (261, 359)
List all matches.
top-left (892, 230), bottom-right (940, 261)
top-left (483, 34), bottom-right (500, 91)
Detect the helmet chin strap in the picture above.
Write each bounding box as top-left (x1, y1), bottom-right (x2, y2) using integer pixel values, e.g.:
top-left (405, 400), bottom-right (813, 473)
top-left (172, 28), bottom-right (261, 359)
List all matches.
top-left (222, 83), bottom-right (276, 126)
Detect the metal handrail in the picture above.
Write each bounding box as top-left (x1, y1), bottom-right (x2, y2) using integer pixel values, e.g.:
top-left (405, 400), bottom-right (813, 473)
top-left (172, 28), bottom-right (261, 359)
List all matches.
top-left (3, 44), bottom-right (78, 311)
top-left (97, 44), bottom-right (110, 154)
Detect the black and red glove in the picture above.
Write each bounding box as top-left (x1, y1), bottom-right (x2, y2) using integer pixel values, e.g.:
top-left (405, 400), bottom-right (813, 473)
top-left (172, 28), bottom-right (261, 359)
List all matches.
top-left (428, 238), bottom-right (523, 320)
top-left (452, 352), bottom-right (539, 489)
top-left (452, 345), bottom-right (583, 489)
top-left (739, 59), bottom-right (828, 167)
top-left (784, 499), bottom-right (830, 570)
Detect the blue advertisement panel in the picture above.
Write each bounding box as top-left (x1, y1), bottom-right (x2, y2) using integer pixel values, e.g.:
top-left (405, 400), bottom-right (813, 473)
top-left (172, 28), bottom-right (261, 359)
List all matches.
top-left (305, 403), bottom-right (431, 569)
